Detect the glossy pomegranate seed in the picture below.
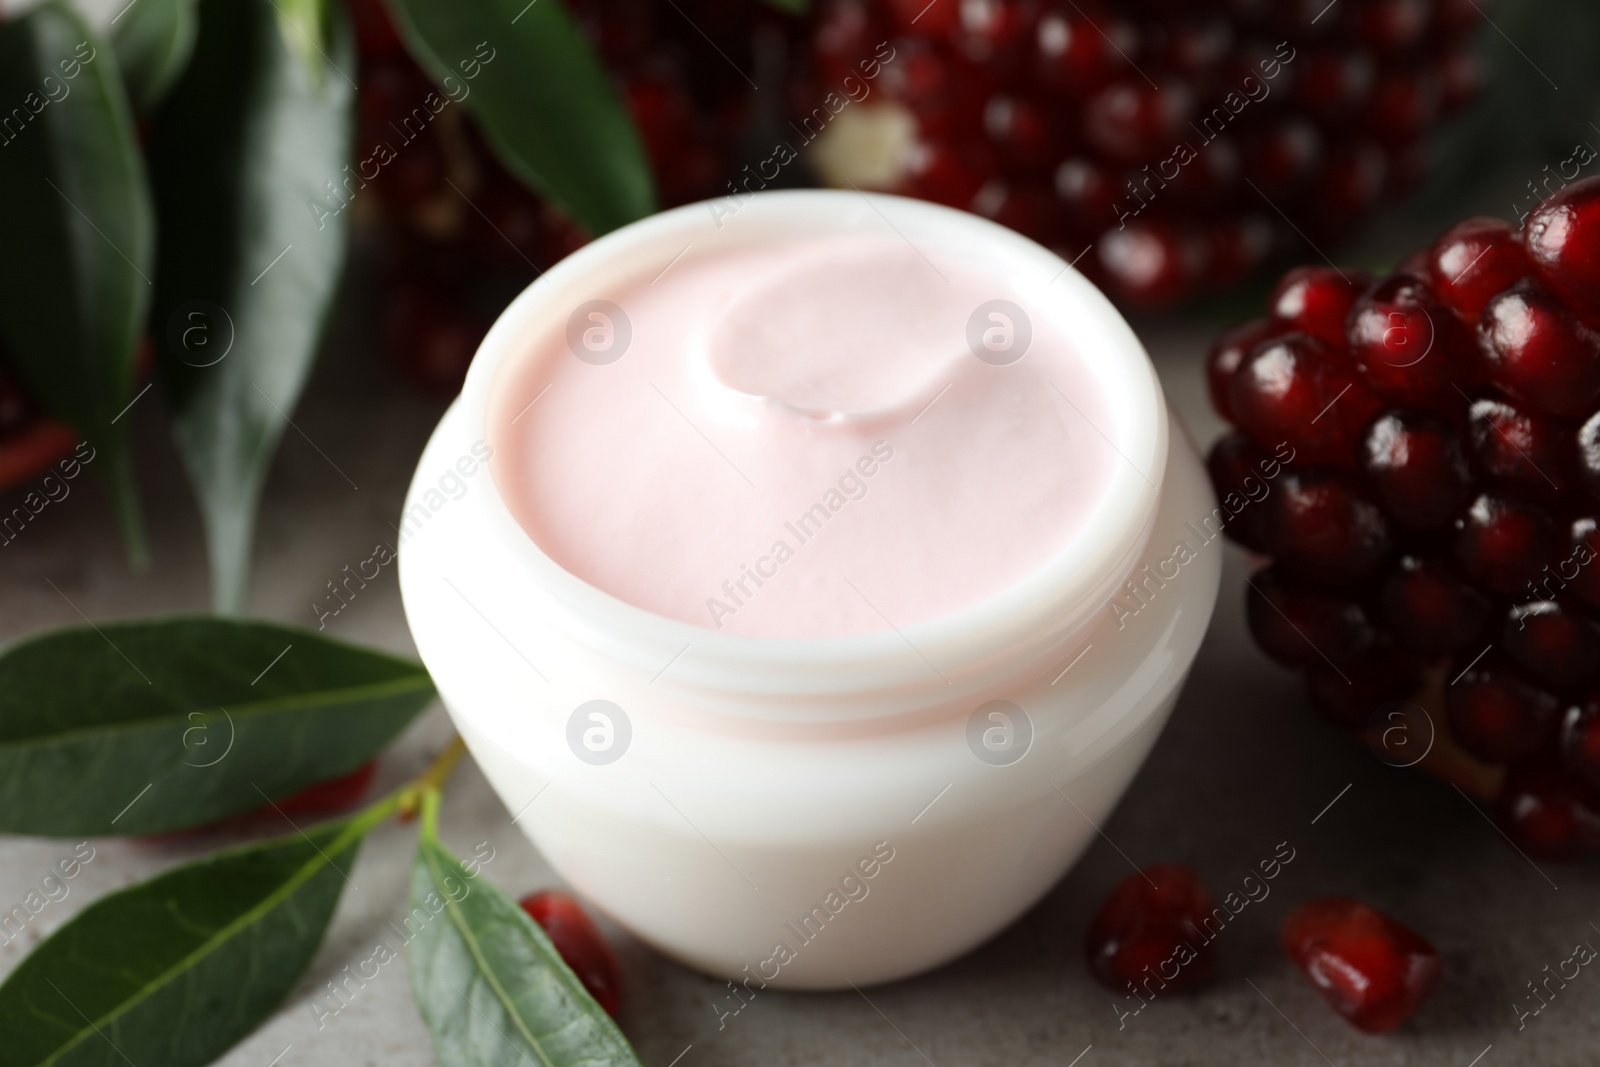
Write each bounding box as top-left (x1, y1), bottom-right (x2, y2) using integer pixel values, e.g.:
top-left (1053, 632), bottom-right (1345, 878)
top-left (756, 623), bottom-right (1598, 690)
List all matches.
top-left (1157, 16), bottom-right (1233, 76)
top-left (1033, 8), bottom-right (1137, 98)
top-left (1495, 765), bottom-right (1600, 861)
top-left (982, 94), bottom-right (1056, 169)
top-left (1261, 469), bottom-right (1392, 583)
top-left (1561, 697), bottom-right (1600, 790)
top-left (1448, 656), bottom-right (1561, 763)
top-left (974, 180), bottom-right (1061, 244)
top-left (1478, 280), bottom-right (1600, 419)
top-left (1244, 120), bottom-right (1322, 198)
top-left (1523, 175), bottom-right (1600, 320)
top-left (1206, 318), bottom-right (1277, 422)
top-left (1379, 555), bottom-right (1493, 655)
top-left (1295, 49), bottom-right (1375, 123)
top-left (1230, 333), bottom-right (1382, 467)
top-left (1503, 601), bottom-right (1600, 692)
top-left (1562, 517), bottom-right (1600, 606)
top-left (520, 891), bottom-right (623, 1015)
top-left (1053, 157), bottom-right (1120, 232)
top-left (1467, 396), bottom-right (1571, 500)
top-left (1579, 413), bottom-right (1600, 506)
top-left (903, 136), bottom-right (994, 208)
top-left (1453, 493), bottom-right (1557, 597)
top-left (1351, 0), bottom-right (1430, 54)
top-left (273, 761), bottom-right (378, 817)
top-left (1247, 566), bottom-right (1376, 668)
top-left (814, 0), bottom-right (882, 83)
top-left (1206, 433), bottom-right (1281, 550)
top-left (1305, 643), bottom-right (1423, 731)
top-left (1427, 217), bottom-right (1528, 324)
top-left (1360, 412), bottom-right (1473, 530)
top-left (1268, 266), bottom-right (1370, 349)
top-left (1347, 275), bottom-right (1471, 406)
top-left (1083, 78), bottom-right (1194, 164)
top-left (1084, 865), bottom-right (1215, 995)
top-left (880, 40), bottom-right (989, 136)
top-left (885, 0), bottom-right (958, 36)
top-left (1366, 69), bottom-right (1441, 148)
top-left (1280, 898), bottom-right (1441, 1034)
top-left (1096, 221), bottom-right (1204, 308)
top-left (954, 0), bottom-right (1038, 61)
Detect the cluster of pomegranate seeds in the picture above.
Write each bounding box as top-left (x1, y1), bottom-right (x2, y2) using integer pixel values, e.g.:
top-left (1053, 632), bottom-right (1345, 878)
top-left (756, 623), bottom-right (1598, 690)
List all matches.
top-left (793, 0), bottom-right (1481, 306)
top-left (1280, 897), bottom-right (1441, 1033)
top-left (519, 890), bottom-right (623, 1015)
top-left (347, 0), bottom-right (775, 395)
top-left (1083, 864), bottom-right (1215, 994)
top-left (1209, 175), bottom-right (1600, 861)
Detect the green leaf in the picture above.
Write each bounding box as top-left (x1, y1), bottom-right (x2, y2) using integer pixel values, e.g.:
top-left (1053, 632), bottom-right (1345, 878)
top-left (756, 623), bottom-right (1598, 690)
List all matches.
top-left (410, 797), bottom-right (643, 1067)
top-left (0, 2), bottom-right (152, 565)
top-left (383, 0), bottom-right (656, 236)
top-left (147, 0), bottom-right (355, 613)
top-left (0, 807), bottom-right (383, 1067)
top-left (110, 0), bottom-right (198, 112)
top-left (0, 617), bottom-right (433, 836)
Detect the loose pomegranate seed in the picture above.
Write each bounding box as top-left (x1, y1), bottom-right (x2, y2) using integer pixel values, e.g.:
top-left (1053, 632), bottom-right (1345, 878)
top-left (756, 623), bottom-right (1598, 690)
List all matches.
top-left (1427, 217), bottom-right (1528, 324)
top-left (1206, 318), bottom-right (1277, 422)
top-left (1084, 864), bottom-right (1215, 996)
top-left (1503, 602), bottom-right (1600, 692)
top-left (1360, 412), bottom-right (1474, 530)
top-left (1247, 566), bottom-right (1376, 668)
top-left (1522, 175), bottom-right (1600, 321)
top-left (1347, 275), bottom-right (1471, 407)
top-left (1205, 433), bottom-right (1282, 550)
top-left (1262, 469), bottom-right (1392, 582)
top-left (1477, 280), bottom-right (1600, 419)
top-left (1379, 555), bottom-right (1493, 655)
top-left (1467, 396), bottom-right (1571, 501)
top-left (1561, 698), bottom-right (1600, 790)
top-left (1268, 266), bottom-right (1370, 349)
top-left (273, 761), bottom-right (379, 818)
top-left (1495, 764), bottom-right (1600, 861)
top-left (1305, 643), bottom-right (1423, 731)
top-left (520, 890), bottom-right (623, 1015)
top-left (1280, 898), bottom-right (1441, 1034)
top-left (1453, 493), bottom-right (1556, 597)
top-left (1230, 333), bottom-right (1382, 468)
top-left (1448, 656), bottom-right (1561, 763)
top-left (1562, 518), bottom-right (1600, 607)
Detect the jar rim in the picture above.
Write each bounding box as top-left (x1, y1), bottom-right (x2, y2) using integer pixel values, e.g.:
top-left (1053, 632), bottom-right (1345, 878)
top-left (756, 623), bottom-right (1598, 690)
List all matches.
top-left (457, 190), bottom-right (1168, 703)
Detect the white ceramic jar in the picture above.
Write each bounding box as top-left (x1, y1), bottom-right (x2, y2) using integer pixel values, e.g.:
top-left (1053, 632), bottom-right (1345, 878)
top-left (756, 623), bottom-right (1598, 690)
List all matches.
top-left (398, 190), bottom-right (1221, 990)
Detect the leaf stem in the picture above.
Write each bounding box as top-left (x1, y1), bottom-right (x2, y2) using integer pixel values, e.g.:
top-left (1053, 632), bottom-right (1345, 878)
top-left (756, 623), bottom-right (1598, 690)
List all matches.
top-left (395, 734), bottom-right (466, 824)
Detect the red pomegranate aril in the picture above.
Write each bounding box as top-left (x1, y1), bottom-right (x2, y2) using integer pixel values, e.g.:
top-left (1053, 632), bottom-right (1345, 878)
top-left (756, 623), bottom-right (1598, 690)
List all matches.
top-left (954, 0), bottom-right (1038, 60)
top-left (1523, 175), bottom-right (1600, 321)
top-left (1478, 280), bottom-right (1600, 419)
top-left (1467, 396), bottom-right (1571, 499)
top-left (1244, 119), bottom-right (1322, 198)
top-left (1033, 9), bottom-right (1137, 99)
top-left (1280, 898), bottom-right (1441, 1034)
top-left (1206, 433), bottom-right (1284, 550)
top-left (1096, 221), bottom-right (1204, 308)
top-left (903, 135), bottom-right (994, 208)
top-left (1495, 765), bottom-right (1600, 861)
top-left (1085, 865), bottom-right (1215, 996)
top-left (1360, 412), bottom-right (1473, 530)
top-left (1261, 469), bottom-right (1392, 583)
top-left (1206, 214), bottom-right (1275, 289)
top-left (1306, 643), bottom-right (1422, 731)
top-left (1269, 266), bottom-right (1370, 349)
top-left (1453, 493), bottom-right (1557, 597)
top-left (1448, 657), bottom-right (1562, 763)
top-left (1158, 16), bottom-right (1233, 76)
top-left (1503, 602), bottom-right (1600, 692)
top-left (1247, 566), bottom-right (1376, 667)
top-left (885, 0), bottom-right (958, 36)
top-left (520, 891), bottom-right (623, 1015)
top-left (1206, 318), bottom-right (1277, 422)
top-left (274, 761), bottom-right (378, 817)
top-left (1083, 78), bottom-right (1194, 165)
top-left (1561, 698), bottom-right (1600, 790)
top-left (1230, 333), bottom-right (1381, 468)
top-left (1428, 217), bottom-right (1528, 324)
top-left (1366, 69), bottom-right (1441, 148)
top-left (1351, 0), bottom-right (1430, 55)
top-left (1313, 141), bottom-right (1388, 224)
top-left (1054, 157), bottom-right (1120, 231)
top-left (983, 94), bottom-right (1056, 169)
top-left (1436, 45), bottom-right (1483, 116)
top-left (1379, 555), bottom-right (1493, 655)
top-left (1561, 518), bottom-right (1600, 606)
top-left (1348, 275), bottom-right (1471, 406)
top-left (1295, 49), bottom-right (1375, 123)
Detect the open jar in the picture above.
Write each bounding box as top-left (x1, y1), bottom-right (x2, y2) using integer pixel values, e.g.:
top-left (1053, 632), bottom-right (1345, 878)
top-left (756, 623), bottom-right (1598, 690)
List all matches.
top-left (398, 190), bottom-right (1220, 989)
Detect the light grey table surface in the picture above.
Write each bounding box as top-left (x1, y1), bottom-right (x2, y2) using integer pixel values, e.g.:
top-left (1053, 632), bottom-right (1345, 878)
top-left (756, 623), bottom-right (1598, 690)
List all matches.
top-left (3, 239), bottom-right (1596, 1067)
